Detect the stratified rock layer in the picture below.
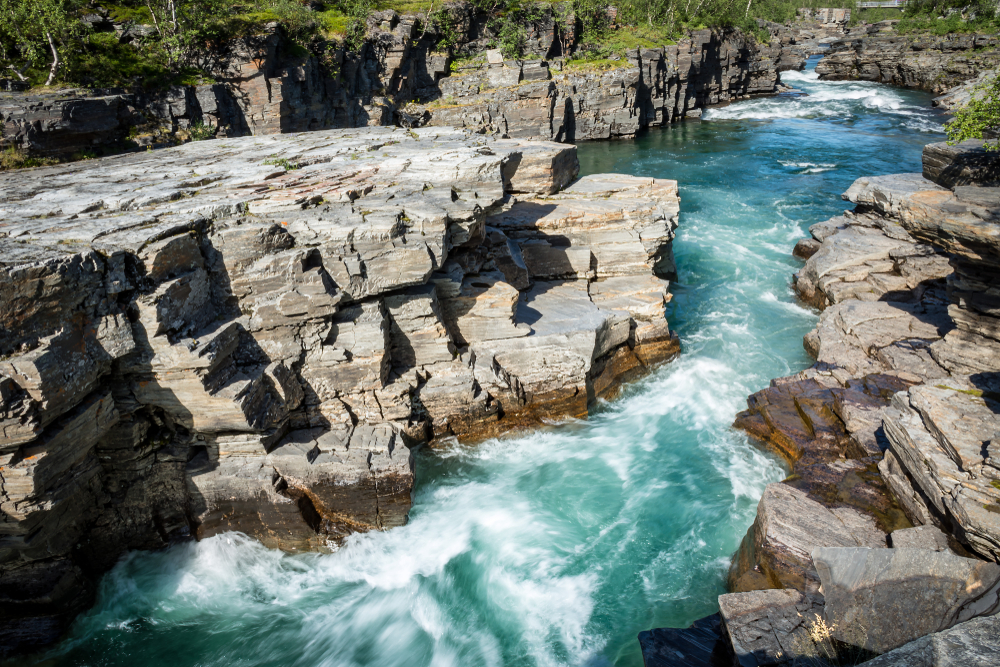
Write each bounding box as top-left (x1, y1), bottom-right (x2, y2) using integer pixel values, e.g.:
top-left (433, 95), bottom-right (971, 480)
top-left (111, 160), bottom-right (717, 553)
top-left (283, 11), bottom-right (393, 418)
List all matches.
top-left (0, 127), bottom-right (679, 655)
top-left (411, 28), bottom-right (782, 141)
top-left (816, 32), bottom-right (1000, 93)
top-left (725, 138), bottom-right (1000, 666)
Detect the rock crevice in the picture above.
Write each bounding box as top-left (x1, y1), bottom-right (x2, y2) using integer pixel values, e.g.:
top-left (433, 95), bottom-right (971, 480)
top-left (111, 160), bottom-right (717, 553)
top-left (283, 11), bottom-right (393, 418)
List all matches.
top-left (0, 127), bottom-right (680, 655)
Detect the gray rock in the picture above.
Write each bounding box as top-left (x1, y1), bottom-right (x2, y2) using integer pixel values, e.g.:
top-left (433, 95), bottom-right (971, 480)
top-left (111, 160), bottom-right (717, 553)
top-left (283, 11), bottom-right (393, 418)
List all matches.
top-left (857, 615), bottom-right (1000, 667)
top-left (0, 127), bottom-right (684, 654)
top-left (889, 525), bottom-right (951, 551)
top-left (813, 546), bottom-right (1000, 654)
top-left (923, 140), bottom-right (1000, 189)
top-left (719, 588), bottom-right (824, 665)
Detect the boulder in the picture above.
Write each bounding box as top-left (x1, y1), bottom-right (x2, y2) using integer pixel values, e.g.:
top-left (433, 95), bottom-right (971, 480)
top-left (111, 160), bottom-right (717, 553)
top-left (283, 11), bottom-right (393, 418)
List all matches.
top-left (729, 483), bottom-right (885, 594)
top-left (718, 589), bottom-right (824, 666)
top-left (813, 546), bottom-right (1000, 654)
top-left (857, 614), bottom-right (1000, 667)
top-left (923, 140), bottom-right (1000, 189)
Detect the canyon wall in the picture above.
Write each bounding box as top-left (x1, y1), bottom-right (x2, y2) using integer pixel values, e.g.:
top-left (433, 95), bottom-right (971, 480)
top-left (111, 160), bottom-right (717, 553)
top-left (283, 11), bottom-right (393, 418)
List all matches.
top-left (408, 28), bottom-right (781, 141)
top-left (0, 8), bottom-right (786, 158)
top-left (706, 141), bottom-right (1000, 666)
top-left (0, 127), bottom-right (680, 656)
top-left (816, 30), bottom-right (1000, 93)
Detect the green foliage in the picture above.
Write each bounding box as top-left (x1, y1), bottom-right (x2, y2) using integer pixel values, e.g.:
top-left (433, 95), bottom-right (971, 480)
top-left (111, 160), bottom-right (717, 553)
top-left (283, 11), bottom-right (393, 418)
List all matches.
top-left (486, 0), bottom-right (545, 58)
top-left (945, 73), bottom-right (1000, 150)
top-left (897, 0), bottom-right (1000, 33)
top-left (0, 145), bottom-right (58, 170)
top-left (263, 157), bottom-right (300, 169)
top-left (0, 0), bottom-right (89, 85)
top-left (318, 10), bottom-right (352, 35)
top-left (339, 0), bottom-right (374, 51)
top-left (189, 121), bottom-right (216, 141)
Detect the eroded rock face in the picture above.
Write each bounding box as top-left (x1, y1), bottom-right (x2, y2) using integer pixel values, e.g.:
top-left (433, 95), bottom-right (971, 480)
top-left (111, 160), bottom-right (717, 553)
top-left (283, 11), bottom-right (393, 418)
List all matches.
top-left (718, 588), bottom-right (824, 666)
top-left (1, 12), bottom-right (789, 158)
top-left (730, 145), bottom-right (1000, 622)
top-left (413, 28), bottom-right (783, 142)
top-left (815, 32), bottom-right (1000, 93)
top-left (0, 127), bottom-right (679, 655)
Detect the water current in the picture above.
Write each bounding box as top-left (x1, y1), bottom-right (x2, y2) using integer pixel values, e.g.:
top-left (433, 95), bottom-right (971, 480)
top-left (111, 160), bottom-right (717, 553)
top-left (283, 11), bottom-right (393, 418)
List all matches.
top-left (30, 59), bottom-right (945, 667)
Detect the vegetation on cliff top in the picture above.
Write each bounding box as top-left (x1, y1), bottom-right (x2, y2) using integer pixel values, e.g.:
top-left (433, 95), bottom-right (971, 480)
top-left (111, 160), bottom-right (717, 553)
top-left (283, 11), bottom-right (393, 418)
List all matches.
top-left (3, 0), bottom-right (997, 90)
top-left (896, 0), bottom-right (1000, 34)
top-left (945, 73), bottom-right (1000, 149)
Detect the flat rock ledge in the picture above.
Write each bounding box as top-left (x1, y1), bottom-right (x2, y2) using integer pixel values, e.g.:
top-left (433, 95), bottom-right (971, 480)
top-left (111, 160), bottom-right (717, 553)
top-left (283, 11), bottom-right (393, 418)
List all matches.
top-left (0, 127), bottom-right (680, 656)
top-left (637, 140), bottom-right (1000, 667)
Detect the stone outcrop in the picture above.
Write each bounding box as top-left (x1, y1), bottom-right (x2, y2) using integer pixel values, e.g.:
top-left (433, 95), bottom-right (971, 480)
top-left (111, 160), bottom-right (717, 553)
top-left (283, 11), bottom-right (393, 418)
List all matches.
top-left (816, 31), bottom-right (1000, 93)
top-left (814, 546), bottom-right (1000, 653)
top-left (757, 10), bottom-right (854, 72)
top-left (717, 588), bottom-right (824, 665)
top-left (410, 28), bottom-right (783, 141)
top-left (638, 613), bottom-right (734, 667)
top-left (1, 6), bottom-right (790, 158)
top-left (716, 138), bottom-right (1000, 667)
top-left (857, 614), bottom-right (1000, 667)
top-left (0, 127), bottom-right (680, 656)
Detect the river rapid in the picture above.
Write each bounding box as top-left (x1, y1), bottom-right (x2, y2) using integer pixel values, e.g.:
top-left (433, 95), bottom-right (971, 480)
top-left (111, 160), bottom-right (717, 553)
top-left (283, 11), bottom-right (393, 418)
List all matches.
top-left (29, 60), bottom-right (945, 667)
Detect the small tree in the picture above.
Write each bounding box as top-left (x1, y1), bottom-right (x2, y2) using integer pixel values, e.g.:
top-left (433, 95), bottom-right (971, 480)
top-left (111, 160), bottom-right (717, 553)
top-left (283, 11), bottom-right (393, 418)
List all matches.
top-left (946, 73), bottom-right (1000, 150)
top-left (0, 0), bottom-right (88, 86)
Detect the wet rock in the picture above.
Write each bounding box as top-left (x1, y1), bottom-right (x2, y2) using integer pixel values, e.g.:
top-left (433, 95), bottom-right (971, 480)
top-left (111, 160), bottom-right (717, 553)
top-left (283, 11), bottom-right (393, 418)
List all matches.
top-left (638, 614), bottom-right (734, 667)
top-left (813, 546), bottom-right (1000, 653)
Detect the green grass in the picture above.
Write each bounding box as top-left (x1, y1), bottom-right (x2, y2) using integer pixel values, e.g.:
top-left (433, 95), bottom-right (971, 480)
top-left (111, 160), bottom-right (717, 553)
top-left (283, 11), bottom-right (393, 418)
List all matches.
top-left (896, 14), bottom-right (1000, 35)
top-left (935, 384), bottom-right (985, 397)
top-left (377, 0), bottom-right (435, 14)
top-left (105, 3), bottom-right (155, 23)
top-left (318, 9), bottom-right (351, 35)
top-left (564, 56), bottom-right (630, 71)
top-left (576, 24), bottom-right (678, 60)
top-left (0, 146), bottom-right (59, 171)
top-left (70, 32), bottom-right (216, 88)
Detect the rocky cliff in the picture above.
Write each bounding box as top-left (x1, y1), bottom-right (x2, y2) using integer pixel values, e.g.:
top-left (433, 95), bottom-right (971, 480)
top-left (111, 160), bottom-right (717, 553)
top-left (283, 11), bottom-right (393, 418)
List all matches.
top-left (695, 140), bottom-right (1000, 666)
top-left (0, 8), bottom-right (788, 159)
top-left (0, 127), bottom-right (680, 656)
top-left (816, 30), bottom-right (1000, 93)
top-left (408, 27), bottom-right (782, 141)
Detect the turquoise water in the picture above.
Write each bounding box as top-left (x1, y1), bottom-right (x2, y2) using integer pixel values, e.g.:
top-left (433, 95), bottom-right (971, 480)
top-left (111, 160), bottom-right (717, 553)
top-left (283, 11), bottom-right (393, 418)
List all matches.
top-left (32, 60), bottom-right (944, 667)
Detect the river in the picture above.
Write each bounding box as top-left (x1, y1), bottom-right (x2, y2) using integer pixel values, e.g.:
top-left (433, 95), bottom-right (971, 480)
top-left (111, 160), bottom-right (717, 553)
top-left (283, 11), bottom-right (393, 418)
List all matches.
top-left (31, 59), bottom-right (945, 667)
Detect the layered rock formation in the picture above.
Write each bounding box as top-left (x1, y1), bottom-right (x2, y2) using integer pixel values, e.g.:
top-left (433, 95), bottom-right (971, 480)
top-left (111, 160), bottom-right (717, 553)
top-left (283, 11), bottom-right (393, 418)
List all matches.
top-left (1, 6), bottom-right (789, 158)
top-left (710, 139), bottom-right (1000, 665)
top-left (0, 127), bottom-right (679, 656)
top-left (816, 31), bottom-right (1000, 93)
top-left (409, 28), bottom-right (782, 141)
top-left (758, 8), bottom-right (853, 72)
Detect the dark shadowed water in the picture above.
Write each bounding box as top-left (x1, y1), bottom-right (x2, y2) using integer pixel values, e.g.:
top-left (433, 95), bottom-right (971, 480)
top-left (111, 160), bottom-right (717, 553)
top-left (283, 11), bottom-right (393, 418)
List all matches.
top-left (27, 59), bottom-right (944, 667)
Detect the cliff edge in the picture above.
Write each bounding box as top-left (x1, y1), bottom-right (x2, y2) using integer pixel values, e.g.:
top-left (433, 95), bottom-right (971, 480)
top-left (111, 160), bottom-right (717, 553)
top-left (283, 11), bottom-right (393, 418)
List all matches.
top-left (0, 127), bottom-right (680, 655)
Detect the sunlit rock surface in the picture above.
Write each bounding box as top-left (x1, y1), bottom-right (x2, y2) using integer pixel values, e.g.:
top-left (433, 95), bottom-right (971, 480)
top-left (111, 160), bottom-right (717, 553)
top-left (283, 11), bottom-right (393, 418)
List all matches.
top-left (0, 127), bottom-right (680, 655)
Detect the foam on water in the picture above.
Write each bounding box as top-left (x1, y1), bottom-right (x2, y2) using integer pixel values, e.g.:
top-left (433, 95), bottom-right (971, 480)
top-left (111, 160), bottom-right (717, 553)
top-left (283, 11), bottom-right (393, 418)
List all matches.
top-left (34, 57), bottom-right (945, 667)
top-left (704, 66), bottom-right (943, 132)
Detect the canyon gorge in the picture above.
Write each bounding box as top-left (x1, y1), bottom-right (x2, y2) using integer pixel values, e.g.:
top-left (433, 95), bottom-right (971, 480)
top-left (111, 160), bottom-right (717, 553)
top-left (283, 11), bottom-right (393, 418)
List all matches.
top-left (2, 6), bottom-right (1000, 667)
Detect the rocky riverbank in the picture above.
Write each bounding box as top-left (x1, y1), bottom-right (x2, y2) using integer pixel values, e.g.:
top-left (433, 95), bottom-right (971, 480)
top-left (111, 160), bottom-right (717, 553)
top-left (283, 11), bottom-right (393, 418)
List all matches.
top-left (643, 140), bottom-right (1000, 666)
top-left (0, 127), bottom-right (681, 656)
top-left (0, 4), bottom-right (790, 160)
top-left (816, 29), bottom-right (1000, 92)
